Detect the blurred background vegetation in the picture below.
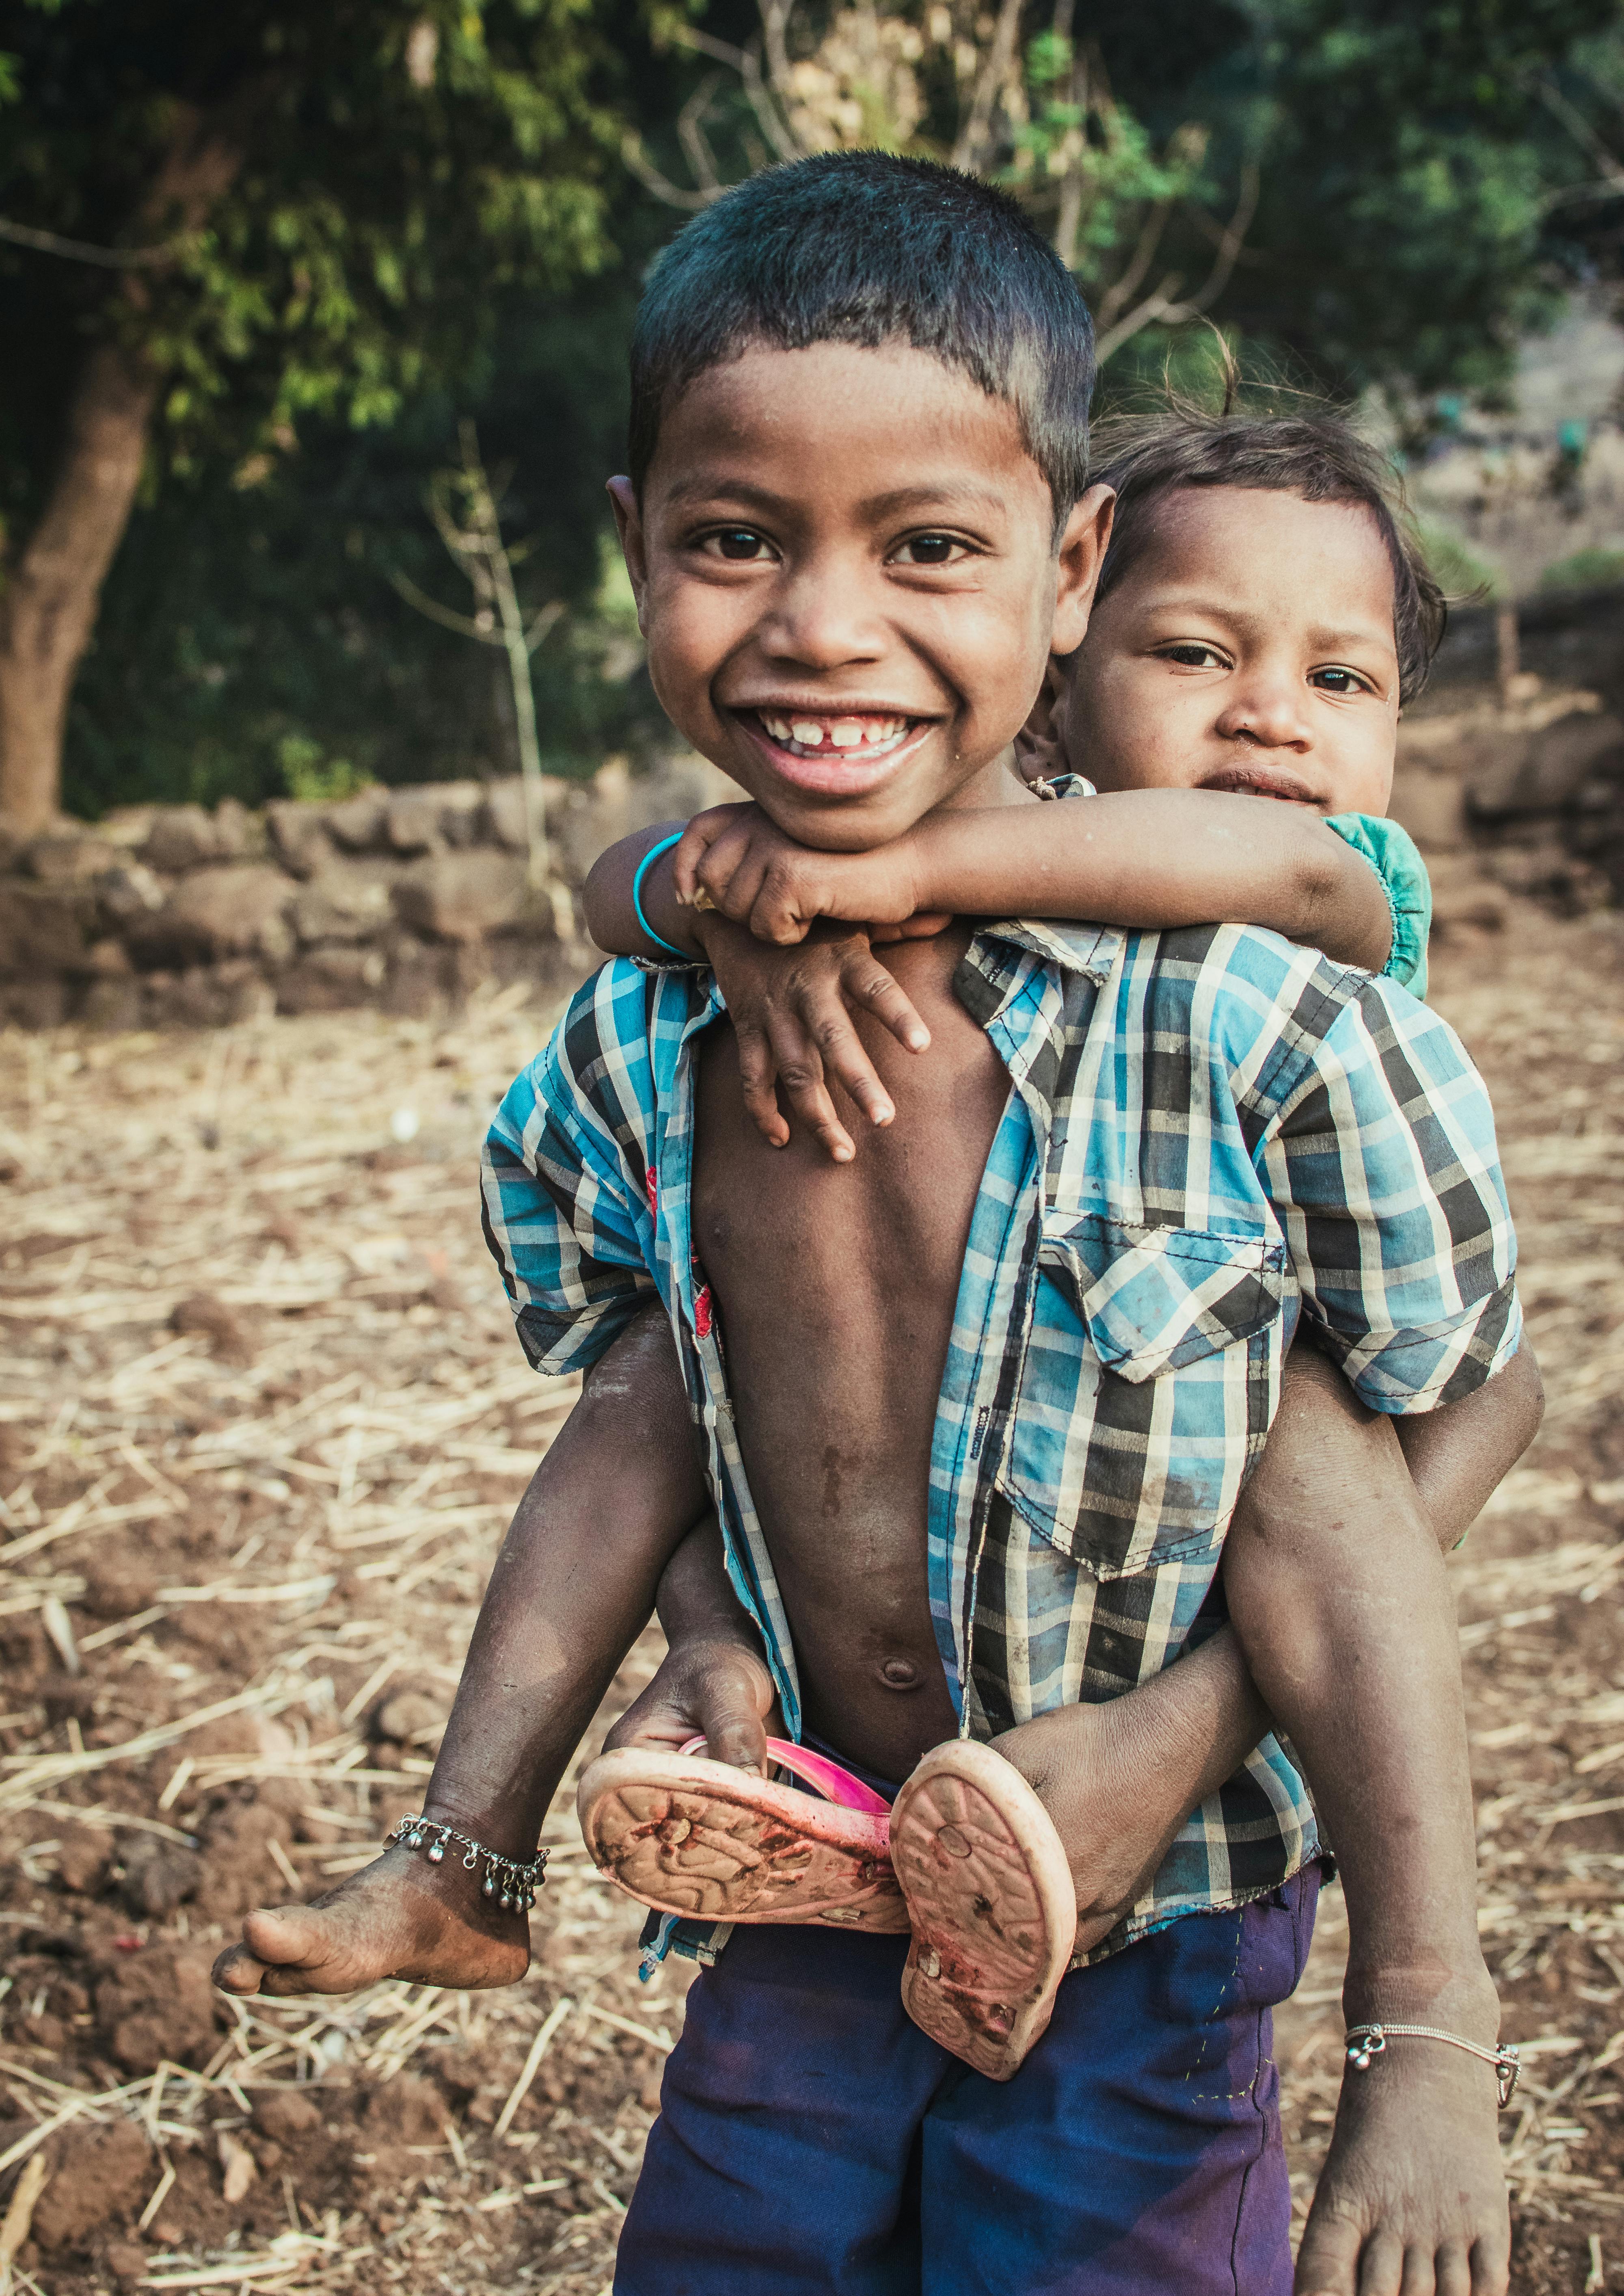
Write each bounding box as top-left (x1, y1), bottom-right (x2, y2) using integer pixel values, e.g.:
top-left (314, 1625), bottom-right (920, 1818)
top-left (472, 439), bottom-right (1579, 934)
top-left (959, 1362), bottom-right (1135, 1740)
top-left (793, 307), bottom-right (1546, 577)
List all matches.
top-left (3, 0), bottom-right (1624, 823)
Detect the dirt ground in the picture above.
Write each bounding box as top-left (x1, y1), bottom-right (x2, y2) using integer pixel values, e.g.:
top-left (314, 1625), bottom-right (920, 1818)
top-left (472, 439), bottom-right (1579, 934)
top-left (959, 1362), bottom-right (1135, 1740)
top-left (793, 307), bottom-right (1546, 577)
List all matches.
top-left (1, 862), bottom-right (1622, 2291)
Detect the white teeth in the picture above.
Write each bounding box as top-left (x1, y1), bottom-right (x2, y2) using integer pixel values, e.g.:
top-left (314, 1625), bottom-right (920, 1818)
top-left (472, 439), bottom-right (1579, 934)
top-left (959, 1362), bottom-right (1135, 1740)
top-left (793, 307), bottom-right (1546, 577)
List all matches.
top-left (756, 711), bottom-right (916, 756)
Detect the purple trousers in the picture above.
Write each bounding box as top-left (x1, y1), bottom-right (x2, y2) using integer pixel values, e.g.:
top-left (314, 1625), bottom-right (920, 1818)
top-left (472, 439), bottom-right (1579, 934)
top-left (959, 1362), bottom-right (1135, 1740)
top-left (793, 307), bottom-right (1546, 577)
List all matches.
top-left (616, 1866), bottom-right (1320, 2294)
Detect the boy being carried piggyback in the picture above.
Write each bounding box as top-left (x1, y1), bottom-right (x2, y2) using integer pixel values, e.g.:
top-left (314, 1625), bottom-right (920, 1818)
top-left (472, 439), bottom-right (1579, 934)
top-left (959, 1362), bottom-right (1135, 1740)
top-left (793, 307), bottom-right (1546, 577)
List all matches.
top-left (217, 155), bottom-right (1538, 2296)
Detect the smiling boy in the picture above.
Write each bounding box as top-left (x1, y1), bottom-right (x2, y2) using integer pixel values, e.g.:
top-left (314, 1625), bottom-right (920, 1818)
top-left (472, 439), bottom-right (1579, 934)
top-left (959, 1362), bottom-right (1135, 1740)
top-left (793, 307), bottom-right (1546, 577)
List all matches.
top-left (490, 158), bottom-right (1520, 2292)
top-left (216, 157), bottom-right (1525, 2294)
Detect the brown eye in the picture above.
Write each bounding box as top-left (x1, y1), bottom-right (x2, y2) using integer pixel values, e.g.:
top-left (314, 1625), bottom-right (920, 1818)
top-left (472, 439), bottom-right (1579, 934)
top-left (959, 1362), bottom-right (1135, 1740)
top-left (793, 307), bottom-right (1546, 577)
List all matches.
top-left (894, 534), bottom-right (965, 566)
top-left (712, 529), bottom-right (766, 560)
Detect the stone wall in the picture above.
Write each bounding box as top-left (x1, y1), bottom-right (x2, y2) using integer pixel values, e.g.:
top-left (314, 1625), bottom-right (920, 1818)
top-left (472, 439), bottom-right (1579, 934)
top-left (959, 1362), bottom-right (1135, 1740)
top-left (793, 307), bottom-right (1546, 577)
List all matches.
top-left (0, 755), bottom-right (733, 1031)
top-left (1391, 680), bottom-right (1624, 928)
top-left (5, 678), bottom-right (1621, 1031)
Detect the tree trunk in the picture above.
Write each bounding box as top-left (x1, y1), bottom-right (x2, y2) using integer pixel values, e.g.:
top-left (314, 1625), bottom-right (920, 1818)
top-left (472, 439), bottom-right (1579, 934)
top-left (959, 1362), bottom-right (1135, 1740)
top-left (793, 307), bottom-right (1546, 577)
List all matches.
top-left (0, 105), bottom-right (248, 831)
top-left (0, 342), bottom-right (159, 829)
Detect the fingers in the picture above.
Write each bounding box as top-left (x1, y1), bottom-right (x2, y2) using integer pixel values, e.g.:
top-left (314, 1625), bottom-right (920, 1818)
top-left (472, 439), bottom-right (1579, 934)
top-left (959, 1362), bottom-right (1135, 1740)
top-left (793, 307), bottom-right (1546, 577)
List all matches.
top-left (733, 1020), bottom-right (791, 1150)
top-left (671, 805), bottom-right (751, 907)
top-left (693, 1679), bottom-right (772, 1774)
top-left (687, 815), bottom-right (770, 922)
top-left (775, 1055), bottom-right (857, 1163)
top-left (799, 1005), bottom-right (896, 1135)
top-left (603, 1689), bottom-right (701, 1754)
top-left (871, 910), bottom-right (953, 944)
top-left (838, 951), bottom-right (930, 1054)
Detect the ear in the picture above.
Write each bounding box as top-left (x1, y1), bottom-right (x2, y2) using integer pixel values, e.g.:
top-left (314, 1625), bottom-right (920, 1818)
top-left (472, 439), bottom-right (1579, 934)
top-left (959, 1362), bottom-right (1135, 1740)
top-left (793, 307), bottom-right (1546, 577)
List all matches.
top-left (1013, 652), bottom-right (1074, 789)
top-left (607, 477), bottom-right (650, 633)
top-left (1050, 482), bottom-right (1115, 657)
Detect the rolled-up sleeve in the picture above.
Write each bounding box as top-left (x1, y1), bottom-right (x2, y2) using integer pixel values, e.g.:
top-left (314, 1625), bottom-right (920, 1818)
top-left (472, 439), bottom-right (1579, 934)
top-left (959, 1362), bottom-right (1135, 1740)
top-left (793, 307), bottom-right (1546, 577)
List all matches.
top-left (481, 976), bottom-right (660, 1376)
top-left (1258, 975), bottom-right (1520, 1411)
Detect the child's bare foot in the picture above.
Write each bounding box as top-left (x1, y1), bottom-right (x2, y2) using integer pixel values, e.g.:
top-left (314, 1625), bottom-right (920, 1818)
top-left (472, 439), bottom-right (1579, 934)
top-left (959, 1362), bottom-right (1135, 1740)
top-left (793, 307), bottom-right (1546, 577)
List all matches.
top-left (211, 1844), bottom-right (531, 1999)
top-left (989, 1698), bottom-right (1212, 1951)
top-left (1294, 2006), bottom-right (1510, 2295)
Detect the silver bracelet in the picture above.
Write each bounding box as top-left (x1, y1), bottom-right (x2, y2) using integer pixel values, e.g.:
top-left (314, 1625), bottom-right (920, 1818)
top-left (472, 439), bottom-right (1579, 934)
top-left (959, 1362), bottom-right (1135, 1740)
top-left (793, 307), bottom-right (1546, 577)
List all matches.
top-left (1345, 2022), bottom-right (1520, 2109)
top-left (387, 1812), bottom-right (548, 1910)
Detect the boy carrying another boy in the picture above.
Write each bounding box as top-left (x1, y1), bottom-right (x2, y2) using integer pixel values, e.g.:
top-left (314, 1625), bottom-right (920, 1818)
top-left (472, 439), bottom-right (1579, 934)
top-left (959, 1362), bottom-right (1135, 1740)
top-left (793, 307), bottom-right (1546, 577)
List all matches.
top-left (217, 155), bottom-right (1536, 2295)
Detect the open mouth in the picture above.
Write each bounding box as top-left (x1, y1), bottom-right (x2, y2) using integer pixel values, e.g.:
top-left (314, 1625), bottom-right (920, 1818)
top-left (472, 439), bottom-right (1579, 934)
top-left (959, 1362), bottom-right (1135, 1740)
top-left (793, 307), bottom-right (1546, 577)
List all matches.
top-left (749, 709), bottom-right (921, 762)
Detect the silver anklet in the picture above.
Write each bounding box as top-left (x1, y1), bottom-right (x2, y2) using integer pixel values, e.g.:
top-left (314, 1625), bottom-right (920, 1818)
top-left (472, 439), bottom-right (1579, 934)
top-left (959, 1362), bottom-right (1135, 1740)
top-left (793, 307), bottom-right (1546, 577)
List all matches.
top-left (387, 1813), bottom-right (548, 1910)
top-left (1345, 2023), bottom-right (1520, 2108)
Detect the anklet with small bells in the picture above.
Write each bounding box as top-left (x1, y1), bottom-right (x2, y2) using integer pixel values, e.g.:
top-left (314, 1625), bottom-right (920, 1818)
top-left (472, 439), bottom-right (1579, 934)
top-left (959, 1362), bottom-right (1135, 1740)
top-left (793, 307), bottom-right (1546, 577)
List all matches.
top-left (387, 1813), bottom-right (548, 1911)
top-left (1345, 2022), bottom-right (1520, 2108)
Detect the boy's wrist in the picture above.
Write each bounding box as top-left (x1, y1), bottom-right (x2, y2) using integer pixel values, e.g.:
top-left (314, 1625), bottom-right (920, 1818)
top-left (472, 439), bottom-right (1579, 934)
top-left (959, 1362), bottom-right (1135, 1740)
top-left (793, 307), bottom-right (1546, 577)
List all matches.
top-left (899, 816), bottom-right (955, 916)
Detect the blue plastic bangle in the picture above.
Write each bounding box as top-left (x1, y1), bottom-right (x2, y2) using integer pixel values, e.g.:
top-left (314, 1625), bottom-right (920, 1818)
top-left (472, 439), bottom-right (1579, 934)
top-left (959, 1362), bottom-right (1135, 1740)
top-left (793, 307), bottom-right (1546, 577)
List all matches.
top-left (631, 832), bottom-right (689, 959)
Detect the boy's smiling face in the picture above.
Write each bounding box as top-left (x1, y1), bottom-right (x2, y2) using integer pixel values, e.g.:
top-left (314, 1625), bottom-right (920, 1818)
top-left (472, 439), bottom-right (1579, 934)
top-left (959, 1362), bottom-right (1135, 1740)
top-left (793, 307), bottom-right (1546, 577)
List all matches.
top-left (611, 342), bottom-right (1109, 851)
top-left (1054, 485), bottom-right (1402, 816)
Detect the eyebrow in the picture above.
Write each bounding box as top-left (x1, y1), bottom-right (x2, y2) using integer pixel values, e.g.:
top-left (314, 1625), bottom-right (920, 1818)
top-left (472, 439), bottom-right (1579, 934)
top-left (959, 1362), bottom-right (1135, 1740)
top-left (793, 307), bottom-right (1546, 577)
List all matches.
top-left (660, 473), bottom-right (1011, 521)
top-left (1140, 590), bottom-right (1397, 654)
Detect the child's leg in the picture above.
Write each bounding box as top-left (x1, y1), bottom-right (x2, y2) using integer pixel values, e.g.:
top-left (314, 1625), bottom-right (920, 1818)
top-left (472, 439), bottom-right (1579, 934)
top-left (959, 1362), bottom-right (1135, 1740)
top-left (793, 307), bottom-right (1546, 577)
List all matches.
top-left (1222, 1344), bottom-right (1507, 2296)
top-left (213, 1302), bottom-right (706, 2000)
top-left (986, 1337), bottom-right (1540, 1950)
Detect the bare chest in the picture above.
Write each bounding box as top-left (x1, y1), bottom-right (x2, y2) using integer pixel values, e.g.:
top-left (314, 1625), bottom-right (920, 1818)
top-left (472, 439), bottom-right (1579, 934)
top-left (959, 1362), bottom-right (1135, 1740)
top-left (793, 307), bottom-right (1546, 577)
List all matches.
top-left (690, 935), bottom-right (1009, 1351)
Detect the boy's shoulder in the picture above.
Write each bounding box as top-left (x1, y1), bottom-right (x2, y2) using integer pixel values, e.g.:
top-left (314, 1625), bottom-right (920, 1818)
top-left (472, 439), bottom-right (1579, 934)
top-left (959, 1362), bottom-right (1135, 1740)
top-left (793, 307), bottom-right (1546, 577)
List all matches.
top-left (1058, 916), bottom-right (1474, 1116)
top-left (497, 955), bottom-right (711, 1157)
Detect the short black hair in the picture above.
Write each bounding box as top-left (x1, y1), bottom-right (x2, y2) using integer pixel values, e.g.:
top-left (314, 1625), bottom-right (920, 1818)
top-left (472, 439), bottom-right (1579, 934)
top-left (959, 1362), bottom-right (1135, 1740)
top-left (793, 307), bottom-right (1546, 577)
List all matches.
top-left (1090, 408), bottom-right (1447, 705)
top-left (628, 151), bottom-right (1095, 540)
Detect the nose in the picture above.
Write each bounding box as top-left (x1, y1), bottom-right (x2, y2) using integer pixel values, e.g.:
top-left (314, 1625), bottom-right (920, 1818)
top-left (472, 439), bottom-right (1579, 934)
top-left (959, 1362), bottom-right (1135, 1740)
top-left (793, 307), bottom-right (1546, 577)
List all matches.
top-left (1214, 665), bottom-right (1311, 751)
top-left (756, 547), bottom-right (886, 671)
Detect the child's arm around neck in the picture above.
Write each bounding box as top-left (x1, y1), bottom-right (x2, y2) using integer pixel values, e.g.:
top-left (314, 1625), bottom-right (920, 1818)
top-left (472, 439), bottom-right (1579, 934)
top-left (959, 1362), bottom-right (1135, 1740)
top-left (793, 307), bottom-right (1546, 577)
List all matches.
top-left (586, 785), bottom-right (1396, 976)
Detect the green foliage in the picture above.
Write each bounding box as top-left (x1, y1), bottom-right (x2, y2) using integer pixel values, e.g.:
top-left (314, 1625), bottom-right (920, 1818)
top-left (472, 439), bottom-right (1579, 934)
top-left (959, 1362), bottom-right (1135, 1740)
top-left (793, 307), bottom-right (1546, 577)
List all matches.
top-left (276, 738), bottom-right (374, 803)
top-left (61, 266), bottom-right (665, 816)
top-left (14, 0), bottom-right (1624, 814)
top-left (1539, 546), bottom-right (1624, 594)
top-left (1145, 0), bottom-right (1623, 407)
top-left (0, 0), bottom-right (624, 537)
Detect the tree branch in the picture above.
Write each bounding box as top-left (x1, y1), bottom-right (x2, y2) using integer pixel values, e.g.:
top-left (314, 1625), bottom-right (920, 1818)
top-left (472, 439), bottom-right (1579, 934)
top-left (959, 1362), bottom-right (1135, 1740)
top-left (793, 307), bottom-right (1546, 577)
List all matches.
top-left (524, 601), bottom-right (566, 654)
top-left (953, 0), bottom-right (1024, 176)
top-left (388, 568), bottom-right (497, 642)
top-left (620, 130), bottom-right (720, 211)
top-left (1094, 162), bottom-right (1259, 363)
top-left (0, 216), bottom-right (177, 268)
top-left (677, 73), bottom-right (728, 197)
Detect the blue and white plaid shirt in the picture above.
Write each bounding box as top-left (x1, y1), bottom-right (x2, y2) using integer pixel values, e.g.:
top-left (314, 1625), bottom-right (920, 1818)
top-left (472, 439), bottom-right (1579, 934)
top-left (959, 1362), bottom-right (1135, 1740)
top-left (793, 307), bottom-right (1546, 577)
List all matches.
top-left (483, 916), bottom-right (1518, 1959)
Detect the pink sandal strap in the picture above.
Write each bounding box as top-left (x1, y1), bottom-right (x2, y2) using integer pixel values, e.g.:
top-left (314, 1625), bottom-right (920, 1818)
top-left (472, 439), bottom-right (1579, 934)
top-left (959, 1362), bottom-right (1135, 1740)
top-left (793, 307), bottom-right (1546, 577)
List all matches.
top-left (677, 1734), bottom-right (892, 1815)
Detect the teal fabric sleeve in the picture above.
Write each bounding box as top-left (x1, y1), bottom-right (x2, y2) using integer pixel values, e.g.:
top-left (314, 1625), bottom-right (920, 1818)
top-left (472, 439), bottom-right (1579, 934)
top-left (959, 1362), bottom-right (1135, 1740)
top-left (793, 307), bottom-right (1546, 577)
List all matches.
top-left (1323, 813), bottom-right (1432, 1002)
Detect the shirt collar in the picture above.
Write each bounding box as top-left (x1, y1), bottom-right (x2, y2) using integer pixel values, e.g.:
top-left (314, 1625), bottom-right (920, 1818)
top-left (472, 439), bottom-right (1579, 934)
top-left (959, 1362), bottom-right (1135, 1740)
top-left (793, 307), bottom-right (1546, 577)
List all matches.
top-left (973, 917), bottom-right (1123, 983)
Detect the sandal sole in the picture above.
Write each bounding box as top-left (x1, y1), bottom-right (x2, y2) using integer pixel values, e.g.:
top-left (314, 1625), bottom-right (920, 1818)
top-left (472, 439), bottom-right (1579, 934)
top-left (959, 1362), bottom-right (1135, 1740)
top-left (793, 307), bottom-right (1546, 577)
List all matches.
top-left (890, 1741), bottom-right (1077, 2080)
top-left (577, 1748), bottom-right (909, 1929)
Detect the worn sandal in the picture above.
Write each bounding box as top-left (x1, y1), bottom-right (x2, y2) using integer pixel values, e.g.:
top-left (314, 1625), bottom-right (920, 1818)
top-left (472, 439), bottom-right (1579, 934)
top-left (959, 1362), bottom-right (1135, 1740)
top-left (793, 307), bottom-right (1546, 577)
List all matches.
top-left (889, 1740), bottom-right (1077, 2080)
top-left (577, 1736), bottom-right (909, 1931)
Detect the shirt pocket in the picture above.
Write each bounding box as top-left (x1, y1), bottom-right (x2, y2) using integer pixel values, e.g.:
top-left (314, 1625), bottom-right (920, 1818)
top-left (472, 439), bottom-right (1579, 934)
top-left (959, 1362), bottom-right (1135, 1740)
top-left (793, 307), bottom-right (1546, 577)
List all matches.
top-left (994, 1214), bottom-right (1286, 1579)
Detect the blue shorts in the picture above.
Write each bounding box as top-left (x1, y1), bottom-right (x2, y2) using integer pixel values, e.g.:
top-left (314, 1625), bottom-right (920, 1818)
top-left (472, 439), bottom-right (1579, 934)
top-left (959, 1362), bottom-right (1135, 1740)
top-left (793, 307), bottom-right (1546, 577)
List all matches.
top-left (616, 1866), bottom-right (1320, 2295)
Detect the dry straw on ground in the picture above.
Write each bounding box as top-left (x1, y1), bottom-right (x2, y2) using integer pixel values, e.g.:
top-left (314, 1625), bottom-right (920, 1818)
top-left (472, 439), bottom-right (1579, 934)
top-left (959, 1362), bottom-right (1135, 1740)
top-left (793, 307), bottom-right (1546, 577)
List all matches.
top-left (1, 900), bottom-right (1622, 2293)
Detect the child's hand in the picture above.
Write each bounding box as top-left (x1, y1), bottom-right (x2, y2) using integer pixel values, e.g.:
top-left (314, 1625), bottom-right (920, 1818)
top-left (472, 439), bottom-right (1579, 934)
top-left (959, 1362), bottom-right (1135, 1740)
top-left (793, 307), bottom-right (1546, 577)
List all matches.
top-left (694, 913), bottom-right (933, 1163)
top-left (674, 802), bottom-right (937, 945)
top-left (604, 1631), bottom-right (781, 1775)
